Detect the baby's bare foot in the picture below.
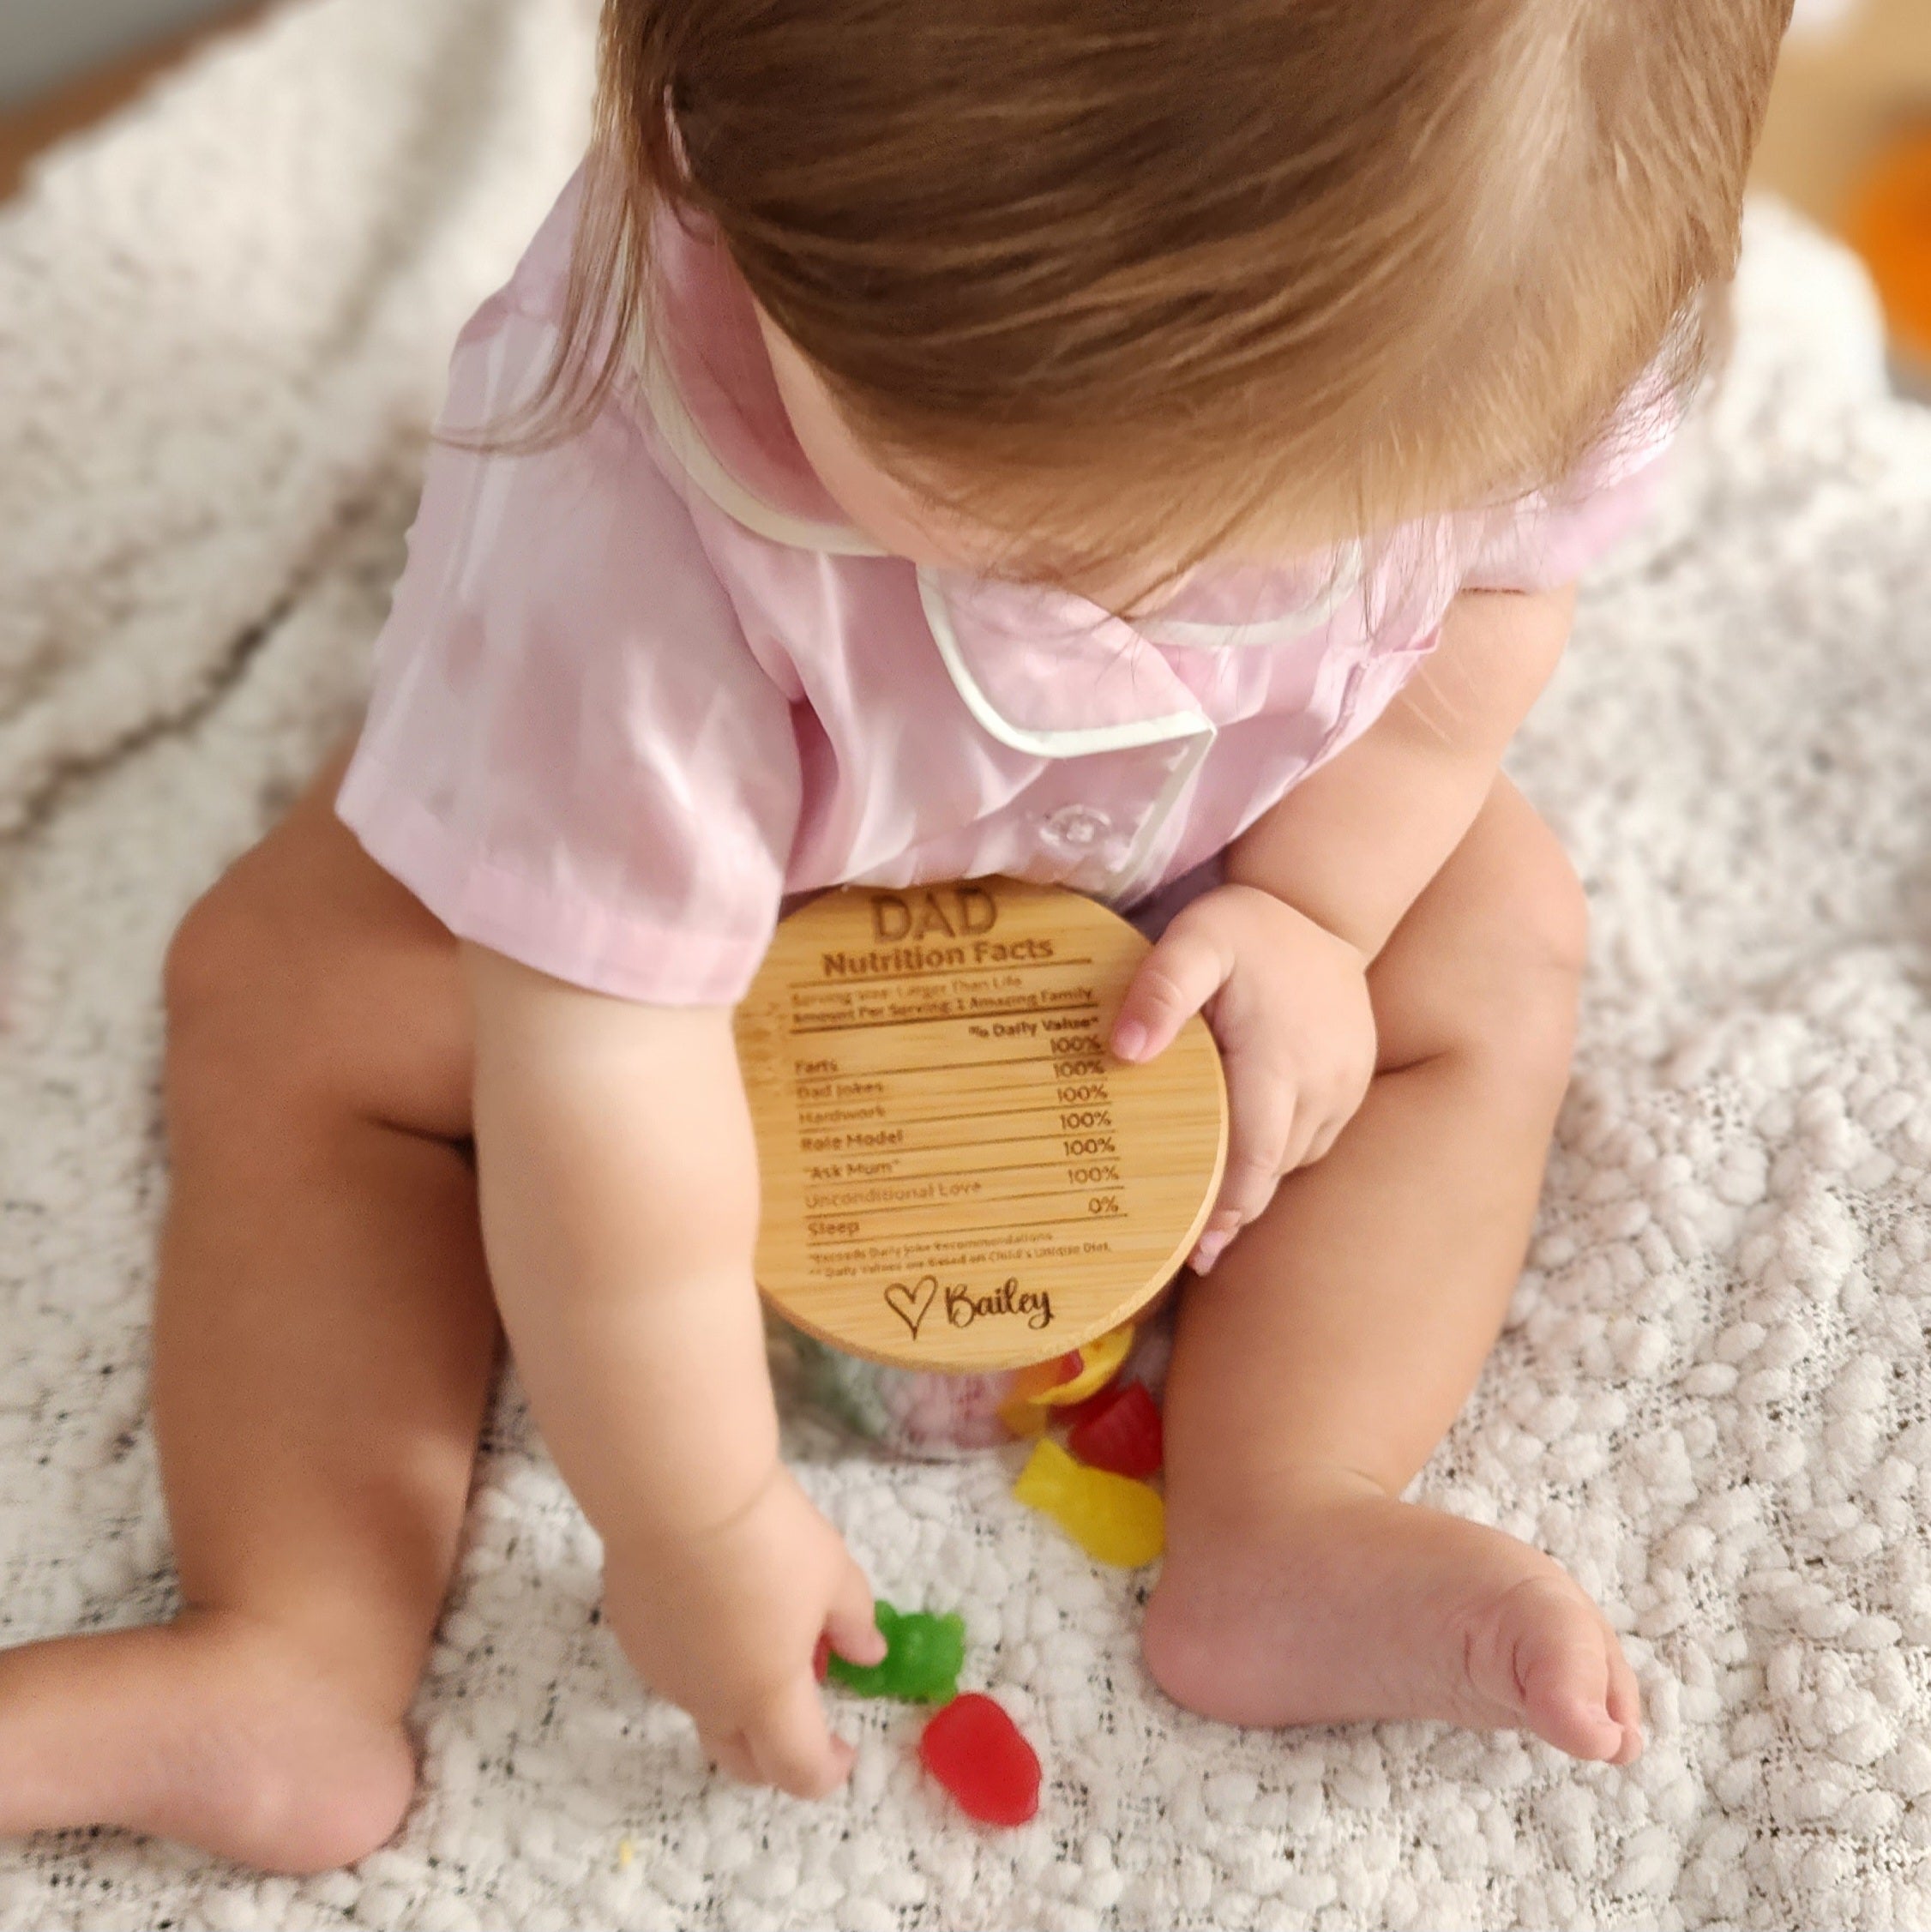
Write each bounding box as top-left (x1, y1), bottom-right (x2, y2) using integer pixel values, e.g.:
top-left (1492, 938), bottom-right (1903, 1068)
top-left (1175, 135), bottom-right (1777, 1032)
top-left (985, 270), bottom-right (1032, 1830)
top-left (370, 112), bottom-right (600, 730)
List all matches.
top-left (1142, 1468), bottom-right (1642, 1764)
top-left (0, 1611), bottom-right (416, 1871)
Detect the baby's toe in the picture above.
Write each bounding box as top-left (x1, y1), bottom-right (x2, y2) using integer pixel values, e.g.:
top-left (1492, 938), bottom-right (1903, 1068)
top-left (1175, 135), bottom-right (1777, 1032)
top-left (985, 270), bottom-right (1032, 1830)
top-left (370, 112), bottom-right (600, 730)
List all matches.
top-left (1604, 1633), bottom-right (1645, 1765)
top-left (1491, 1580), bottom-right (1628, 1762)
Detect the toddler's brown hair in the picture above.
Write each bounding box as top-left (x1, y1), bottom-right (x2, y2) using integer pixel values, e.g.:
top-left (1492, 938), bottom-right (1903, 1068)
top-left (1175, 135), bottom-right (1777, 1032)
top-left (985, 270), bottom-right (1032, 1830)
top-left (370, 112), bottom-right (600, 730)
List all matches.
top-left (541, 0), bottom-right (1790, 577)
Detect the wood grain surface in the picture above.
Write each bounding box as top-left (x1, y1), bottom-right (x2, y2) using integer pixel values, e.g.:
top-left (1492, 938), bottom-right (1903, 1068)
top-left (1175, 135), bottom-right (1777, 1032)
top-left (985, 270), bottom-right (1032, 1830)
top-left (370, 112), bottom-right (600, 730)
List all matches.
top-left (737, 881), bottom-right (1227, 1372)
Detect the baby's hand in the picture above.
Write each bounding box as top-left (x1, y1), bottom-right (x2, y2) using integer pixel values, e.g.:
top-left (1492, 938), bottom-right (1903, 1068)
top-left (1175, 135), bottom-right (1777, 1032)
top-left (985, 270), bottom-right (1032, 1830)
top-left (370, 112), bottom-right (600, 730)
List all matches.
top-left (602, 1466), bottom-right (886, 1797)
top-left (1111, 882), bottom-right (1375, 1273)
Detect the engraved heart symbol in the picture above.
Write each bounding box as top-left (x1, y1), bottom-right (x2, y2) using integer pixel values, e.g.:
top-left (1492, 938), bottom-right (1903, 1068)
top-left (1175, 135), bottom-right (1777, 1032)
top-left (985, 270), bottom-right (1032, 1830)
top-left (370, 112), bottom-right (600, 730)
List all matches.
top-left (883, 1274), bottom-right (938, 1340)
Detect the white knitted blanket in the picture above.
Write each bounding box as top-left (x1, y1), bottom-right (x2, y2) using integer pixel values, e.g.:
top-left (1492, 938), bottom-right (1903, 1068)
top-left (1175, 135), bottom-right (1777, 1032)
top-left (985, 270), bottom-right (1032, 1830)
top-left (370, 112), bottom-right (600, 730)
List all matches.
top-left (4, 3), bottom-right (1931, 1925)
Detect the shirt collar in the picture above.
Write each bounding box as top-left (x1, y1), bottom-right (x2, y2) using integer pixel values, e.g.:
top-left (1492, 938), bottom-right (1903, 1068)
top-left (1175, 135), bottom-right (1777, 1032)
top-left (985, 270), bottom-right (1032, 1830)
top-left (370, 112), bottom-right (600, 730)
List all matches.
top-left (640, 208), bottom-right (1365, 753)
top-left (644, 210), bottom-right (884, 555)
top-left (917, 570), bottom-right (1214, 750)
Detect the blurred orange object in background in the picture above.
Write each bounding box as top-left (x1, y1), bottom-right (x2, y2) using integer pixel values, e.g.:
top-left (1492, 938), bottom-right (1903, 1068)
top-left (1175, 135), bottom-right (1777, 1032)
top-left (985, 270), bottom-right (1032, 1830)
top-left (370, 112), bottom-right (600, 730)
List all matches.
top-left (1845, 127), bottom-right (1931, 371)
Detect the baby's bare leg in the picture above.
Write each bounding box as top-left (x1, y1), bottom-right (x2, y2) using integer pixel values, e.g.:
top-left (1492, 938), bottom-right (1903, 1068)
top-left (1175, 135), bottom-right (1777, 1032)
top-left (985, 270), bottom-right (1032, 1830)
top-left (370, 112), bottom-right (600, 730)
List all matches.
top-left (0, 749), bottom-right (496, 1872)
top-left (1143, 777), bottom-right (1642, 1763)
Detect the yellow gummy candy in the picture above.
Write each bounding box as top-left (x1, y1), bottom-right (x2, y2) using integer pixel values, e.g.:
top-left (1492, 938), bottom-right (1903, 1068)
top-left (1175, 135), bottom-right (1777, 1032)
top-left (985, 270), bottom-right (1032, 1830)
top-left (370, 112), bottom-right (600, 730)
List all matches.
top-left (1031, 1324), bottom-right (1135, 1409)
top-left (1013, 1436), bottom-right (1165, 1567)
top-left (1008, 1357), bottom-right (1073, 1404)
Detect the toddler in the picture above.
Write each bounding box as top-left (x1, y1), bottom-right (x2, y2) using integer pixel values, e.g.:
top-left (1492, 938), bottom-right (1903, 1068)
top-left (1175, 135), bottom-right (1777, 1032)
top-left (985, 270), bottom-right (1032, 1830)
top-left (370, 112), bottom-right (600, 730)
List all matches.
top-left (0, 0), bottom-right (1787, 1872)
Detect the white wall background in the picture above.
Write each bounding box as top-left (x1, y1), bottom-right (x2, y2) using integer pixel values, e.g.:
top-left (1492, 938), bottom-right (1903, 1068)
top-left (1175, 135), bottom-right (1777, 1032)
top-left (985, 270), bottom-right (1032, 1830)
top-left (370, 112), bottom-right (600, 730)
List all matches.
top-left (1, 0), bottom-right (244, 106)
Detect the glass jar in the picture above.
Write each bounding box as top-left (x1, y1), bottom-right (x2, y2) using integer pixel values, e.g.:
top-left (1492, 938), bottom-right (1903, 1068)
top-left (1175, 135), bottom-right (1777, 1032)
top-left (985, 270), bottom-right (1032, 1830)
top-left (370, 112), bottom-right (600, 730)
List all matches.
top-left (774, 1315), bottom-right (1172, 1460)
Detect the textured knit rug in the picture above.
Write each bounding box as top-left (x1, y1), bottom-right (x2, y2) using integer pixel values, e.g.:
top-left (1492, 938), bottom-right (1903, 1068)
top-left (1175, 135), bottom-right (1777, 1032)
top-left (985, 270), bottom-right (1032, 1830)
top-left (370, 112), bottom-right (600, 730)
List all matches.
top-left (4, 3), bottom-right (1931, 1927)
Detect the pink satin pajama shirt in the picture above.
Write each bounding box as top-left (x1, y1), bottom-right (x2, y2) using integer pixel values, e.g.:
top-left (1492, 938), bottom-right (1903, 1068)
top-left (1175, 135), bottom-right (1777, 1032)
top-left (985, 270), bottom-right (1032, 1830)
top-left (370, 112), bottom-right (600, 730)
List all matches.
top-left (338, 174), bottom-right (1673, 1005)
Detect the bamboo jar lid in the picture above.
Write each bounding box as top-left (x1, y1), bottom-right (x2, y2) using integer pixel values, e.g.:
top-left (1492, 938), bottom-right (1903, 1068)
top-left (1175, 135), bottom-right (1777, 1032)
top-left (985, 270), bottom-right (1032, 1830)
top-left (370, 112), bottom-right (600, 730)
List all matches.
top-left (735, 879), bottom-right (1228, 1372)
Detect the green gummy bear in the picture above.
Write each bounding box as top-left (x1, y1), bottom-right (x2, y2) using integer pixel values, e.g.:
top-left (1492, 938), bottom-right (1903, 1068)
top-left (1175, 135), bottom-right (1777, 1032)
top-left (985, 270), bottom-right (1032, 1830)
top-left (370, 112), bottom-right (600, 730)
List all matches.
top-left (826, 1599), bottom-right (965, 1704)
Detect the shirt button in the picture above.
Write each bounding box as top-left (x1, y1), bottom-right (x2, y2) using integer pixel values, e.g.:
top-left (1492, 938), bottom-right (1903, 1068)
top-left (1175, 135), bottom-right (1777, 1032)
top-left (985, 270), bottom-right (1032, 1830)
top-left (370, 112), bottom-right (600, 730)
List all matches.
top-left (1040, 803), bottom-right (1112, 851)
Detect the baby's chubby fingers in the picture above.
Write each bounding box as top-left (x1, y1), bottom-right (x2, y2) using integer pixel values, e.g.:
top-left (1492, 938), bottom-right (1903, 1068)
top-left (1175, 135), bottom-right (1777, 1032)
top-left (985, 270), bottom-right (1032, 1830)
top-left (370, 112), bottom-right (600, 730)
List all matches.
top-left (1110, 919), bottom-right (1234, 1064)
top-left (748, 1672), bottom-right (858, 1799)
top-left (1191, 1047), bottom-right (1299, 1273)
top-left (741, 1560), bottom-right (882, 1797)
top-left (824, 1561), bottom-right (887, 1671)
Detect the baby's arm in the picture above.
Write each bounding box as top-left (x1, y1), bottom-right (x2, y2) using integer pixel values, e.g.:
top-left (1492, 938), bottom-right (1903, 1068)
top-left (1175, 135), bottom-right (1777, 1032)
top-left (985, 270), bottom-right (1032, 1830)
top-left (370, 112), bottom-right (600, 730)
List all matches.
top-left (1114, 585), bottom-right (1578, 1260)
top-left (463, 946), bottom-right (883, 1796)
top-left (1226, 584), bottom-right (1578, 954)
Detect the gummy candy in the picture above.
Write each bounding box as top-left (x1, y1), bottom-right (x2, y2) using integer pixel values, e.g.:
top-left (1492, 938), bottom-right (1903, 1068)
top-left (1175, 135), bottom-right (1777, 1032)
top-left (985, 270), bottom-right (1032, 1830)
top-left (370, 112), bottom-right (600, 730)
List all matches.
top-left (1055, 1381), bottom-right (1122, 1431)
top-left (1007, 1353), bottom-right (1081, 1404)
top-left (811, 1633), bottom-right (831, 1682)
top-left (1013, 1436), bottom-right (1164, 1567)
top-left (1000, 1326), bottom-right (1138, 1441)
top-left (1031, 1324), bottom-right (1134, 1407)
top-left (918, 1693), bottom-right (1041, 1827)
top-left (1066, 1381), bottom-right (1164, 1479)
top-left (826, 1600), bottom-right (965, 1704)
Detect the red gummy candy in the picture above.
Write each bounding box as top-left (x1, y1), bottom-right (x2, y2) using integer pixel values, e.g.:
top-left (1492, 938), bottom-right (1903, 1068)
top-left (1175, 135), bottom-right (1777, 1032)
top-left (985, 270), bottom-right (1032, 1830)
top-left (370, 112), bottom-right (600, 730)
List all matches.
top-left (812, 1633), bottom-right (831, 1682)
top-left (1066, 1381), bottom-right (1164, 1479)
top-left (918, 1693), bottom-right (1041, 1827)
top-left (1054, 1382), bottom-right (1117, 1432)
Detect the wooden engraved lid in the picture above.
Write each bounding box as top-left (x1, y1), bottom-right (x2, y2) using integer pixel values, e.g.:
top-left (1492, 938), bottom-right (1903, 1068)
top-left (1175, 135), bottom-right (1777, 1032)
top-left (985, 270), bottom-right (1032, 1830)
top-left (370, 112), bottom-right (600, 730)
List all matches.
top-left (735, 879), bottom-right (1227, 1373)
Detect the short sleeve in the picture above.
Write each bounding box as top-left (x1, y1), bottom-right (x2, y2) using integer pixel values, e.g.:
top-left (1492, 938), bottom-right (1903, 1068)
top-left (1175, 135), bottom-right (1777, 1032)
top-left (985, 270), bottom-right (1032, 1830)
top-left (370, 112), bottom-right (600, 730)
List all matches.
top-left (336, 298), bottom-right (802, 1005)
top-left (1462, 374), bottom-right (1680, 594)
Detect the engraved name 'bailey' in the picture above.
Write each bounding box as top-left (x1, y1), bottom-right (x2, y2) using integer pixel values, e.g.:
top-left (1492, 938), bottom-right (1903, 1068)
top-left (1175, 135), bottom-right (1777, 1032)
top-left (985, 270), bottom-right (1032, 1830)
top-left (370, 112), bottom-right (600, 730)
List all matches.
top-left (882, 1273), bottom-right (1055, 1339)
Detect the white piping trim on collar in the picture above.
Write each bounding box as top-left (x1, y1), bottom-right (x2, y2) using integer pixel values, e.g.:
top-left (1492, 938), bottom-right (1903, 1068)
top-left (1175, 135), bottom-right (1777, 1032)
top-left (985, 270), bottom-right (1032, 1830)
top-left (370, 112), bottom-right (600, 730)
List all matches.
top-left (917, 570), bottom-right (1214, 759)
top-left (639, 334), bottom-right (1359, 660)
top-left (1107, 725), bottom-right (1218, 903)
top-left (637, 347), bottom-right (887, 557)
